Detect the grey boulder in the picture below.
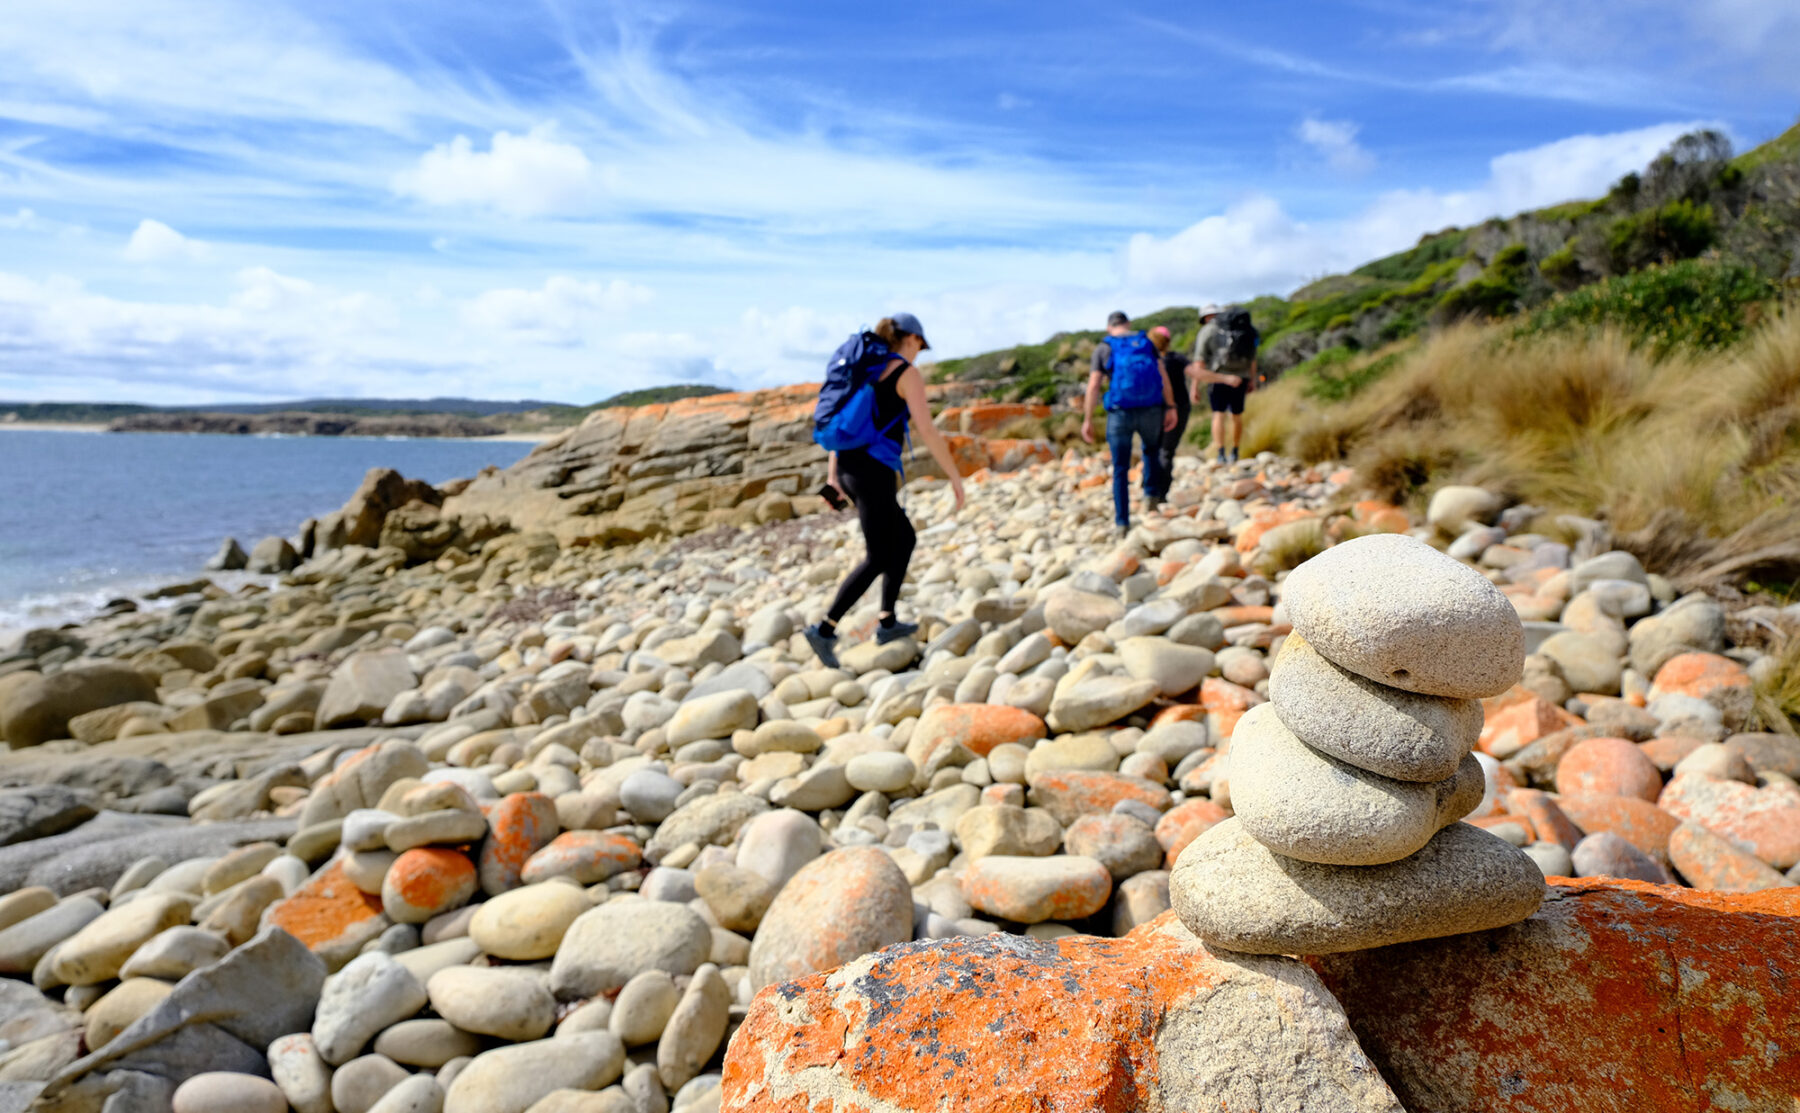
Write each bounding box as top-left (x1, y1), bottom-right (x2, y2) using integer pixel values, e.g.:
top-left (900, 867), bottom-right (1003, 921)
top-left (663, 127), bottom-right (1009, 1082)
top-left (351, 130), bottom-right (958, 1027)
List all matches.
top-left (1171, 819), bottom-right (1545, 955)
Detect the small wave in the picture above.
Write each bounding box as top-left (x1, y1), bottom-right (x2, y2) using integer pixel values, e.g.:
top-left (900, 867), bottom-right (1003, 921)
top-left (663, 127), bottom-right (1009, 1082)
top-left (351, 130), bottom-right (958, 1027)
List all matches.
top-left (0, 570), bottom-right (272, 652)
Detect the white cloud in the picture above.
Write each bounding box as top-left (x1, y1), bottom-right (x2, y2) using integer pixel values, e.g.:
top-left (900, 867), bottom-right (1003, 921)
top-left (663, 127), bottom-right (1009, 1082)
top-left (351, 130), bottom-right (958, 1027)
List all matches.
top-left (0, 208), bottom-right (36, 229)
top-left (1125, 121), bottom-right (1711, 301)
top-left (123, 218), bottom-right (206, 263)
top-left (462, 276), bottom-right (654, 342)
top-left (1297, 117), bottom-right (1374, 174)
top-left (394, 126), bottom-right (596, 218)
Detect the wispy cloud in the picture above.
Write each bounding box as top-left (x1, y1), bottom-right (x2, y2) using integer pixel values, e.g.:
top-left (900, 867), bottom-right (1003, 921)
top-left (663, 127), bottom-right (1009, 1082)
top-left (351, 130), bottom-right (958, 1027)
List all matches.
top-left (123, 219), bottom-right (207, 263)
top-left (1296, 116), bottom-right (1375, 174)
top-left (394, 126), bottom-right (597, 218)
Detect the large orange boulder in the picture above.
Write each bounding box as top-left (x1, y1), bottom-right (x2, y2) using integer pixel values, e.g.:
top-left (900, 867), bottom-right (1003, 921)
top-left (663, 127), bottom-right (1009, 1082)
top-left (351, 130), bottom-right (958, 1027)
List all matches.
top-left (1312, 879), bottom-right (1800, 1113)
top-left (1554, 737), bottom-right (1663, 801)
top-left (723, 913), bottom-right (1403, 1113)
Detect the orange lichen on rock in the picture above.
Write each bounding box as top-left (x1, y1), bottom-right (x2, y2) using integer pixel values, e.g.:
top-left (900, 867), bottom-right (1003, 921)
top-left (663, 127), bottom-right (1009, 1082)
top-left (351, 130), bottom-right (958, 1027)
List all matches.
top-left (910, 704), bottom-right (1047, 761)
top-left (1026, 770), bottom-right (1171, 825)
top-left (1154, 798), bottom-right (1228, 867)
top-left (1311, 879), bottom-right (1800, 1113)
top-left (1556, 793), bottom-right (1683, 865)
top-left (939, 402), bottom-right (1051, 437)
top-left (723, 913), bottom-right (1400, 1113)
top-left (477, 791), bottom-right (560, 895)
top-left (1147, 703), bottom-right (1207, 730)
top-left (264, 860), bottom-right (385, 957)
top-left (1234, 506), bottom-right (1314, 552)
top-left (1198, 677), bottom-right (1263, 741)
top-left (1479, 695), bottom-right (1583, 758)
top-left (1649, 652), bottom-right (1753, 715)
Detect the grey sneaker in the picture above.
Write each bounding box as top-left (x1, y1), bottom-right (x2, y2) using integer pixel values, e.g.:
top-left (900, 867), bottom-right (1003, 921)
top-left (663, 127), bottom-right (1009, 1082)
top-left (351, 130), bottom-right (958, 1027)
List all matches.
top-left (804, 623), bottom-right (840, 668)
top-left (875, 620), bottom-right (919, 645)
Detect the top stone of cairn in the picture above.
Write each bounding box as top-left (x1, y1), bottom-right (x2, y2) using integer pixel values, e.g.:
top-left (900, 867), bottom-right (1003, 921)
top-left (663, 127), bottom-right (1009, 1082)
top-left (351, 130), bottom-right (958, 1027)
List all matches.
top-left (1281, 533), bottom-right (1524, 700)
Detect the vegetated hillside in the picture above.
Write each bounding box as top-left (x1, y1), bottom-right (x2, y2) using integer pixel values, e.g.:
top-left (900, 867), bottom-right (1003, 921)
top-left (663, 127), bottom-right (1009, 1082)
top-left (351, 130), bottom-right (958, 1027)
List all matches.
top-left (490, 384), bottom-right (731, 432)
top-left (2, 385), bottom-right (729, 430)
top-left (0, 402), bottom-right (156, 423)
top-left (929, 121), bottom-right (1800, 405)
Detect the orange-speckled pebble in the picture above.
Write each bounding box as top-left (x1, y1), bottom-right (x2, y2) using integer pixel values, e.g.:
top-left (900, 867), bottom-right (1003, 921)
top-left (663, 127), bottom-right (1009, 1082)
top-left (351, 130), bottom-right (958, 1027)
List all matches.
top-left (478, 792), bottom-right (560, 895)
top-left (382, 847), bottom-right (477, 924)
top-left (1658, 773), bottom-right (1800, 870)
top-left (962, 854), bottom-right (1112, 923)
top-left (909, 703), bottom-right (1047, 764)
top-left (264, 860), bottom-right (387, 966)
top-left (1555, 737), bottom-right (1664, 802)
top-left (1154, 798), bottom-right (1228, 867)
top-left (1557, 793), bottom-right (1682, 864)
top-left (1649, 652), bottom-right (1754, 726)
top-left (520, 830), bottom-right (642, 885)
top-left (1198, 676), bottom-right (1263, 742)
top-left (1026, 770), bottom-right (1171, 826)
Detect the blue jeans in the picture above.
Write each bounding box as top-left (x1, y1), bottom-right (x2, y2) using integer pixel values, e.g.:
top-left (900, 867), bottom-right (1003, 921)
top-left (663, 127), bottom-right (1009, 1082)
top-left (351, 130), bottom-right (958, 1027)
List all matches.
top-left (1106, 407), bottom-right (1165, 527)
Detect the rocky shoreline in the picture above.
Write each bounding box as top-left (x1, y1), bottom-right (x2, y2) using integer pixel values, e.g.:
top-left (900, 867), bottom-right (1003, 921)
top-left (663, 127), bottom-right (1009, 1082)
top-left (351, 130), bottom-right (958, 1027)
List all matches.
top-left (1, 403), bottom-right (1798, 1110)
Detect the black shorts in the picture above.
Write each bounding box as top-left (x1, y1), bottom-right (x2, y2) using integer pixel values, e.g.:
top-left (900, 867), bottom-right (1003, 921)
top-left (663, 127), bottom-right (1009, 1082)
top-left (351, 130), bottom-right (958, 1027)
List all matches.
top-left (1208, 382), bottom-right (1247, 414)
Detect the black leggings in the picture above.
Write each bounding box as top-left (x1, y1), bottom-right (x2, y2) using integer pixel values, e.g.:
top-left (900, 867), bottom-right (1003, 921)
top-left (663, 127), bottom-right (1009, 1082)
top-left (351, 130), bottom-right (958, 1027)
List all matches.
top-left (827, 448), bottom-right (916, 622)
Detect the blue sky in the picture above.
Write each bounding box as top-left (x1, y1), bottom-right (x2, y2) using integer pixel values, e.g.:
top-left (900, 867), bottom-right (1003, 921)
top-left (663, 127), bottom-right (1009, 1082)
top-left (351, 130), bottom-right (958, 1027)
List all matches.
top-left (0, 0), bottom-right (1795, 405)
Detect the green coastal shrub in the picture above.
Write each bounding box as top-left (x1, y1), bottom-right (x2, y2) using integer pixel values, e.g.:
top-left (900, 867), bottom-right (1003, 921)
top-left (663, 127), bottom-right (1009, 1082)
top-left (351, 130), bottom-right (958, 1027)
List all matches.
top-left (1518, 260), bottom-right (1777, 352)
top-left (1604, 200), bottom-right (1718, 272)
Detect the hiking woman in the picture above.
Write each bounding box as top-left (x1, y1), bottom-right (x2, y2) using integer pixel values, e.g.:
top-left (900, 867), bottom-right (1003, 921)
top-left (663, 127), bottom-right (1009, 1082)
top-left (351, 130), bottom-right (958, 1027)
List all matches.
top-left (806, 313), bottom-right (966, 668)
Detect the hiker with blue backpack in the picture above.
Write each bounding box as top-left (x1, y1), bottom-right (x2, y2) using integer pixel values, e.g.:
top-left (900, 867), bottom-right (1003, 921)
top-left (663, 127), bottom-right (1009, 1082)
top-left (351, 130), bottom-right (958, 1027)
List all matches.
top-left (1081, 310), bottom-right (1178, 535)
top-left (804, 313), bottom-right (966, 669)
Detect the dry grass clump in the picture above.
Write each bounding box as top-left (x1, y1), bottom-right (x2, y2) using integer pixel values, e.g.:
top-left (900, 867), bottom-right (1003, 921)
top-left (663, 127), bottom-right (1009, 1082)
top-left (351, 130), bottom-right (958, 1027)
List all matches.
top-left (1244, 310), bottom-right (1800, 589)
top-left (1253, 519), bottom-right (1329, 575)
top-left (1751, 637), bottom-right (1800, 735)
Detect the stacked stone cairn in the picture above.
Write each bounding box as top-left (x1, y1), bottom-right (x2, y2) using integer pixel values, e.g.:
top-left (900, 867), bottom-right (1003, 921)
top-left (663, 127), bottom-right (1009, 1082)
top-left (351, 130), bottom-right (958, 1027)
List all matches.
top-left (1172, 533), bottom-right (1547, 954)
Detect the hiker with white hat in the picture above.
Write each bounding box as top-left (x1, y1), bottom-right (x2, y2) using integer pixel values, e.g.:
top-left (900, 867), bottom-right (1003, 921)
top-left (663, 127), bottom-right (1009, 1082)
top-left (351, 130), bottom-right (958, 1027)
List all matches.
top-left (1193, 304), bottom-right (1255, 465)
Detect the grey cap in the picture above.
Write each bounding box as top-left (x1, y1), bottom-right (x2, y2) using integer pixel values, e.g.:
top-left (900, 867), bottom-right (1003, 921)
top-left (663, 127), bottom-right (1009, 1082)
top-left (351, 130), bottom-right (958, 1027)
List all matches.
top-left (890, 311), bottom-right (930, 350)
top-left (1107, 310), bottom-right (1130, 327)
top-left (1200, 304), bottom-right (1222, 319)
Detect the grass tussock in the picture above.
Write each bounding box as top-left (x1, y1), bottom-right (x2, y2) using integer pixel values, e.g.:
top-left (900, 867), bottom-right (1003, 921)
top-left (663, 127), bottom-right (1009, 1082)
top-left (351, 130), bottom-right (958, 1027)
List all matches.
top-left (1751, 637), bottom-right (1800, 735)
top-left (1253, 519), bottom-right (1330, 575)
top-left (1245, 308), bottom-right (1800, 589)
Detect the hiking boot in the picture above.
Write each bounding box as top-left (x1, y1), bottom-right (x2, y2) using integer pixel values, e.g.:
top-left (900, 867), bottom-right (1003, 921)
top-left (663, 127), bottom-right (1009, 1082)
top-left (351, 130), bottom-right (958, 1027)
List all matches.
top-left (1116, 524), bottom-right (1131, 540)
top-left (804, 623), bottom-right (841, 668)
top-left (1227, 448), bottom-right (1240, 464)
top-left (1214, 450), bottom-right (1227, 466)
top-left (876, 619), bottom-right (919, 645)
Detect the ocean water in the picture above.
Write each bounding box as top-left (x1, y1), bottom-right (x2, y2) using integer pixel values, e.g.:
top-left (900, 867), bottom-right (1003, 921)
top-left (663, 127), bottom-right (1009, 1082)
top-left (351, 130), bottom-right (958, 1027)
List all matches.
top-left (0, 429), bottom-right (534, 643)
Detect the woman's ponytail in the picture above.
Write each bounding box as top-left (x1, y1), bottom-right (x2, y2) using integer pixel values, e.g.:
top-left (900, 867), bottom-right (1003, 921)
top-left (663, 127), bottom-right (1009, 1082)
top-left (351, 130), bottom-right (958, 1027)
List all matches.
top-left (872, 318), bottom-right (901, 345)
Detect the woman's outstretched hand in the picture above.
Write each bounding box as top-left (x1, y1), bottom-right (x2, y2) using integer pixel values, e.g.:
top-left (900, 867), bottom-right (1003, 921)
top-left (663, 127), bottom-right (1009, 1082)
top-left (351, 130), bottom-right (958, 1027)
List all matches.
top-left (950, 476), bottom-right (966, 512)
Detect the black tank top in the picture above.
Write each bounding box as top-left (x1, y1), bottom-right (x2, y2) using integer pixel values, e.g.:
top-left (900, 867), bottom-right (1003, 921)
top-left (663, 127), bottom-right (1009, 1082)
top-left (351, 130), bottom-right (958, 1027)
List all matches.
top-left (871, 359), bottom-right (909, 450)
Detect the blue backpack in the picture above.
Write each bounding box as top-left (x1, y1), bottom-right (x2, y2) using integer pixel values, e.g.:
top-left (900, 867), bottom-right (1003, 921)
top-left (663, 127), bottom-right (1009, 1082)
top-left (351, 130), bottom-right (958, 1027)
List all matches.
top-left (1103, 332), bottom-right (1165, 410)
top-left (813, 331), bottom-right (908, 470)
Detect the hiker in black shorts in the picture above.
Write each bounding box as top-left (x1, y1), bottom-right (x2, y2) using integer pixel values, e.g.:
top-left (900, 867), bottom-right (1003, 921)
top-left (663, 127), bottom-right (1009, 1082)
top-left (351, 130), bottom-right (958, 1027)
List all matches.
top-left (804, 313), bottom-right (966, 669)
top-left (1195, 304), bottom-right (1256, 465)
